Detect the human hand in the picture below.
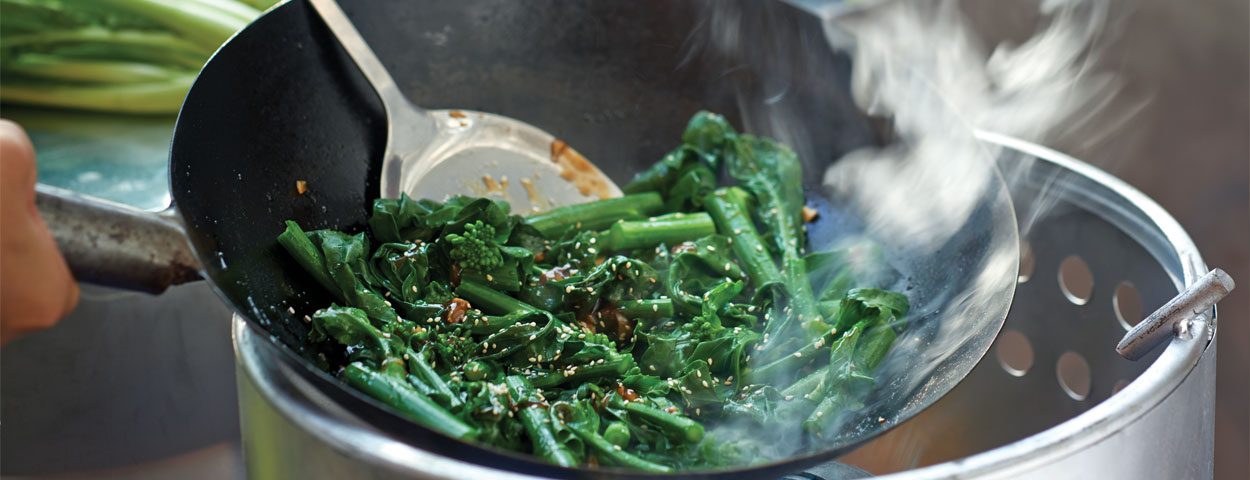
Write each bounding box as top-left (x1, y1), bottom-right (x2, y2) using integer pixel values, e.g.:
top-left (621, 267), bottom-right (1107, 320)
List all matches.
top-left (1, 119), bottom-right (79, 345)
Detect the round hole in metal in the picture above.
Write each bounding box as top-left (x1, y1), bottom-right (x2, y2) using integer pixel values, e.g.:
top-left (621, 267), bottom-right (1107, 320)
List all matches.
top-left (995, 329), bottom-right (1034, 377)
top-left (1113, 281), bottom-right (1143, 331)
top-left (1018, 240), bottom-right (1035, 284)
top-left (1112, 379), bottom-right (1130, 394)
top-left (1057, 351), bottom-right (1092, 401)
top-left (1058, 255), bottom-right (1093, 306)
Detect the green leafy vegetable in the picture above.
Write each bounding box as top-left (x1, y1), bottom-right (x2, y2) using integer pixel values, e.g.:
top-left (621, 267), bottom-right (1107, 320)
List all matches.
top-left (275, 111), bottom-right (910, 471)
top-left (0, 0), bottom-right (280, 113)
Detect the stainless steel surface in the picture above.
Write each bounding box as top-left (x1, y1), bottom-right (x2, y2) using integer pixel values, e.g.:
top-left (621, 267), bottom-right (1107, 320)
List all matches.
top-left (233, 132), bottom-right (1217, 478)
top-left (35, 185), bottom-right (199, 293)
top-left (1118, 268), bottom-right (1234, 360)
top-left (306, 0), bottom-right (620, 211)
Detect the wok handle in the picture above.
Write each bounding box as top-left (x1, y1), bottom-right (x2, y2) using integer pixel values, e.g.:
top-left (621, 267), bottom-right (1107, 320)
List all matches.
top-left (36, 184), bottom-right (202, 294)
top-left (1116, 268), bottom-right (1234, 360)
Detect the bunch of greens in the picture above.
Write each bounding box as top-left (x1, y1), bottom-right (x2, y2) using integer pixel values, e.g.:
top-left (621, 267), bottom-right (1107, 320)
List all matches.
top-left (0, 0), bottom-right (279, 113)
top-left (277, 111), bottom-right (909, 471)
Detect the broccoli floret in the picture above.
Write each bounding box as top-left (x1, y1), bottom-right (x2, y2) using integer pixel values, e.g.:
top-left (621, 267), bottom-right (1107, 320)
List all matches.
top-left (446, 221), bottom-right (504, 271)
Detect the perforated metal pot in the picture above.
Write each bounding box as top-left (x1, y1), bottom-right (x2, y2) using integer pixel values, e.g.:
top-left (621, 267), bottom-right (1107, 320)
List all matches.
top-left (233, 131), bottom-right (1217, 479)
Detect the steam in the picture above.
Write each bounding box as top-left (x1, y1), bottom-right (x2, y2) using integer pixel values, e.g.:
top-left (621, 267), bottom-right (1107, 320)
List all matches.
top-left (684, 0), bottom-right (1127, 465)
top-left (815, 0), bottom-right (1124, 460)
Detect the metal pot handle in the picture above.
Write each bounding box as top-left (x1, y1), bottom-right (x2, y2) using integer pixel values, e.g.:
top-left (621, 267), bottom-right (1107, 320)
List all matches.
top-left (1116, 268), bottom-right (1234, 360)
top-left (35, 184), bottom-right (202, 294)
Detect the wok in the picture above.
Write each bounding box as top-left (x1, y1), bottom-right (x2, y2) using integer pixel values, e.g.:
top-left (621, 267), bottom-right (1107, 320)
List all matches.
top-left (34, 0), bottom-right (1018, 478)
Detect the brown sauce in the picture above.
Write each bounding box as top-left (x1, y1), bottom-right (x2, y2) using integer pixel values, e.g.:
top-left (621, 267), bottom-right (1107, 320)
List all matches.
top-left (443, 298), bottom-right (471, 324)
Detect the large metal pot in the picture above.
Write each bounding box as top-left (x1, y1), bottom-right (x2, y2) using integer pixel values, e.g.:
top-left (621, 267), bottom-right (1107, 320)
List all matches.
top-left (233, 131), bottom-right (1216, 479)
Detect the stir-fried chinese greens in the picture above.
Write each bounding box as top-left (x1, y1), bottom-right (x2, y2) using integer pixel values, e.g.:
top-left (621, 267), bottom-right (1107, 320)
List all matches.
top-left (277, 111), bottom-right (909, 471)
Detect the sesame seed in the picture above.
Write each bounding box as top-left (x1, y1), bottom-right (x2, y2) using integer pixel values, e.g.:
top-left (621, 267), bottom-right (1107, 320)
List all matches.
top-left (878, 417), bottom-right (886, 423)
top-left (794, 352), bottom-right (803, 358)
top-left (529, 335), bottom-right (537, 341)
top-left (649, 365), bottom-right (657, 371)
top-left (707, 245), bottom-right (716, 251)
top-left (724, 263), bottom-right (731, 272)
top-left (613, 445), bottom-right (622, 451)
top-left (528, 357), bottom-right (537, 362)
top-left (411, 286), bottom-right (418, 293)
top-left (701, 380), bottom-right (709, 388)
top-left (652, 304), bottom-right (659, 312)
top-left (486, 274), bottom-right (494, 281)
top-left (785, 395), bottom-right (794, 401)
top-left (696, 370), bottom-right (702, 378)
top-left (587, 248), bottom-right (597, 254)
top-left (287, 307), bottom-right (295, 314)
top-left (384, 300), bottom-right (392, 307)
top-left (756, 245), bottom-right (764, 252)
top-left (817, 411), bottom-right (824, 418)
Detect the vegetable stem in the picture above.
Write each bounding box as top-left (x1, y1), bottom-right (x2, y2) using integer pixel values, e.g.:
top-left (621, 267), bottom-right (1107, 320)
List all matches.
top-left (611, 396), bottom-right (705, 443)
top-left (455, 280), bottom-right (537, 315)
top-left (603, 212), bottom-right (716, 251)
top-left (525, 193), bottom-right (663, 238)
top-left (704, 187), bottom-right (783, 289)
top-left (505, 376), bottom-right (579, 467)
top-left (618, 299), bottom-right (673, 319)
top-left (564, 422), bottom-right (672, 472)
top-left (341, 363), bottom-right (476, 440)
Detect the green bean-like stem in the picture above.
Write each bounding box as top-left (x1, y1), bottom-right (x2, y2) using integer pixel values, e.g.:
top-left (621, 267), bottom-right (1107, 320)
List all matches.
top-left (611, 396), bottom-right (705, 443)
top-left (505, 376), bottom-right (579, 467)
top-left (408, 349), bottom-right (460, 409)
top-left (455, 280), bottom-right (537, 315)
top-left (470, 314), bottom-right (519, 335)
top-left (341, 363), bottom-right (476, 440)
top-left (525, 193), bottom-right (664, 238)
top-left (618, 299), bottom-right (674, 319)
top-left (603, 212), bottom-right (716, 251)
top-left (704, 188), bottom-right (783, 290)
top-left (603, 422), bottom-right (631, 447)
top-left (530, 356), bottom-right (632, 388)
top-left (564, 422), bottom-right (673, 473)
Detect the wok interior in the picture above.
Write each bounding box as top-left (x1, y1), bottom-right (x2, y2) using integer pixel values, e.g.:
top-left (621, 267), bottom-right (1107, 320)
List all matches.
top-left (170, 0), bottom-right (1016, 475)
